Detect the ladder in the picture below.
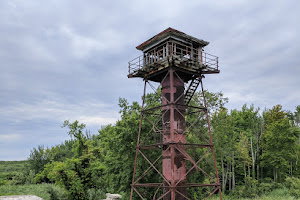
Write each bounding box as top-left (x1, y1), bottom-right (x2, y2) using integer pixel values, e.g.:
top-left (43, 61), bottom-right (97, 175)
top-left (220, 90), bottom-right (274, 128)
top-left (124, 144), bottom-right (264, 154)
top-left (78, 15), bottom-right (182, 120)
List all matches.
top-left (184, 76), bottom-right (201, 105)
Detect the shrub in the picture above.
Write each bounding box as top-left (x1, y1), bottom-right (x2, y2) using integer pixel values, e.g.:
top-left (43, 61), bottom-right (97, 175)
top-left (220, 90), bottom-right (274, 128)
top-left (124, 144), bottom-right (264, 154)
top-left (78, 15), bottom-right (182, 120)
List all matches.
top-left (258, 177), bottom-right (281, 195)
top-left (46, 184), bottom-right (67, 200)
top-left (234, 177), bottom-right (258, 198)
top-left (9, 173), bottom-right (26, 185)
top-left (0, 179), bottom-right (7, 186)
top-left (285, 176), bottom-right (300, 198)
top-left (87, 188), bottom-right (106, 200)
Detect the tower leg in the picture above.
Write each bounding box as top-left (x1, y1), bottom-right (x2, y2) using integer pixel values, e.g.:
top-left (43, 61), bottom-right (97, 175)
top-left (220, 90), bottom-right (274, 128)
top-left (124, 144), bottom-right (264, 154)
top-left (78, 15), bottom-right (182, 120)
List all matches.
top-left (130, 80), bottom-right (147, 200)
top-left (200, 78), bottom-right (223, 200)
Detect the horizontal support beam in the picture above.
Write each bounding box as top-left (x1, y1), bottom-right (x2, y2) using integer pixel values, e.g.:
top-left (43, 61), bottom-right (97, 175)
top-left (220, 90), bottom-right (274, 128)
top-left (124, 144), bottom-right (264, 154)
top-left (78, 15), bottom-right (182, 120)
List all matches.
top-left (132, 183), bottom-right (221, 188)
top-left (139, 143), bottom-right (212, 150)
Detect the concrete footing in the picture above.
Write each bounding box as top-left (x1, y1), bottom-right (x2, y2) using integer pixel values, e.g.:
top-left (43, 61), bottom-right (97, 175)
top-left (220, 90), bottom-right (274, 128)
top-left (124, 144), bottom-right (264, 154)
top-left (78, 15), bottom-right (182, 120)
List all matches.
top-left (105, 193), bottom-right (122, 200)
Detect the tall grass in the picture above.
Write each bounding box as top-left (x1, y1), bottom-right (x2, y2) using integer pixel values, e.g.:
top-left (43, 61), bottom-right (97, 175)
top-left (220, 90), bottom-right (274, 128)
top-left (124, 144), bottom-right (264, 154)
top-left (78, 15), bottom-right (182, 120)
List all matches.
top-left (0, 184), bottom-right (67, 200)
top-left (1, 185), bottom-right (299, 200)
top-left (210, 188), bottom-right (300, 200)
top-left (0, 160), bottom-right (28, 180)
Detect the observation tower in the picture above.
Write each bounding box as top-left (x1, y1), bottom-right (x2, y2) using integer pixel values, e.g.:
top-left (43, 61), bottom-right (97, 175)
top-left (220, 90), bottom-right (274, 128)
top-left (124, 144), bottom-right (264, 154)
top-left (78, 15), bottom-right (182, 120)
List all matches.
top-left (128, 28), bottom-right (222, 200)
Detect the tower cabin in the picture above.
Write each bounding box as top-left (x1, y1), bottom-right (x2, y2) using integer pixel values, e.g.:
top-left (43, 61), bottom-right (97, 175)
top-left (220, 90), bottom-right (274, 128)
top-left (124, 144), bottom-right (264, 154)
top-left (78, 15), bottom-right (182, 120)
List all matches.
top-left (128, 27), bottom-right (219, 82)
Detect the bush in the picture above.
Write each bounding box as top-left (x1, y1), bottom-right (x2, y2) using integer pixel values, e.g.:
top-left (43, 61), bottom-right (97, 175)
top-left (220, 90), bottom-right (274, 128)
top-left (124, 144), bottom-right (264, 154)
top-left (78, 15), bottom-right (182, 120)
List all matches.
top-left (9, 173), bottom-right (26, 185)
top-left (267, 187), bottom-right (290, 197)
top-left (6, 170), bottom-right (36, 185)
top-left (285, 176), bottom-right (300, 198)
top-left (87, 188), bottom-right (106, 200)
top-left (46, 184), bottom-right (67, 200)
top-left (258, 177), bottom-right (281, 195)
top-left (0, 179), bottom-right (7, 186)
top-left (25, 170), bottom-right (36, 184)
top-left (233, 177), bottom-right (258, 198)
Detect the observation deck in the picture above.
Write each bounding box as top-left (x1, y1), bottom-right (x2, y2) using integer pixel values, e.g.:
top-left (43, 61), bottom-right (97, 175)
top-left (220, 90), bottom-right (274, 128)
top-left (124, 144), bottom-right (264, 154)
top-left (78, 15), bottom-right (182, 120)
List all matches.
top-left (128, 28), bottom-right (219, 82)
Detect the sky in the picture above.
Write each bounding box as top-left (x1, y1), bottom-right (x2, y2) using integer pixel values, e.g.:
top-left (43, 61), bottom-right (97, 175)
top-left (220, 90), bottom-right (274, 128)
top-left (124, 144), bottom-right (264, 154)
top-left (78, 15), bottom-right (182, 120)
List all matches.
top-left (0, 0), bottom-right (299, 161)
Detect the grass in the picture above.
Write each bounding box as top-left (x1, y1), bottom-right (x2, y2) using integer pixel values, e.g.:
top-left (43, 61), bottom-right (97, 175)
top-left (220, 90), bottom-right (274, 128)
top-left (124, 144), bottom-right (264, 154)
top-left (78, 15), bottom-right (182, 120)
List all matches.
top-left (0, 160), bottom-right (298, 200)
top-left (209, 188), bottom-right (300, 200)
top-left (0, 160), bottom-right (28, 180)
top-left (0, 184), bottom-right (67, 200)
top-left (0, 161), bottom-right (67, 199)
top-left (0, 185), bottom-right (299, 200)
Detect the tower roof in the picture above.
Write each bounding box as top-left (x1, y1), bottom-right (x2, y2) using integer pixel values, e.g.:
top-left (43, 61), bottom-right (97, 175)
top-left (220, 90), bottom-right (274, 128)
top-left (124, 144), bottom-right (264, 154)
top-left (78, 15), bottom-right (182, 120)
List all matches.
top-left (136, 27), bottom-right (209, 51)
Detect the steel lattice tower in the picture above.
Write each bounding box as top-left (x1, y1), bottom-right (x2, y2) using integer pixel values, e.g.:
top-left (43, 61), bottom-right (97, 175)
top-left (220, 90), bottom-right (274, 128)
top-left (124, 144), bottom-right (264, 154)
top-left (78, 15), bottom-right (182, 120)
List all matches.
top-left (128, 28), bottom-right (222, 200)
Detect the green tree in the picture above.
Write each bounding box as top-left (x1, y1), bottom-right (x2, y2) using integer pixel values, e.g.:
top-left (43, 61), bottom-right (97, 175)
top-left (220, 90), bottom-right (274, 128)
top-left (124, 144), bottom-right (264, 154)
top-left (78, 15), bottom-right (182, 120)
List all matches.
top-left (293, 106), bottom-right (300, 127)
top-left (35, 120), bottom-right (105, 200)
top-left (97, 98), bottom-right (155, 198)
top-left (98, 90), bottom-right (228, 198)
top-left (212, 104), bottom-right (263, 194)
top-left (211, 108), bottom-right (235, 192)
top-left (261, 105), bottom-right (300, 182)
top-left (28, 145), bottom-right (50, 175)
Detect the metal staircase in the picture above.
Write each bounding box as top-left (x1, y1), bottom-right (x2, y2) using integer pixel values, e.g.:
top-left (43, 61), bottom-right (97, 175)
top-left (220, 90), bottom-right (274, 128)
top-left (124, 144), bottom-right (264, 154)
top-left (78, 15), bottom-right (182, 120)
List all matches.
top-left (184, 76), bottom-right (201, 105)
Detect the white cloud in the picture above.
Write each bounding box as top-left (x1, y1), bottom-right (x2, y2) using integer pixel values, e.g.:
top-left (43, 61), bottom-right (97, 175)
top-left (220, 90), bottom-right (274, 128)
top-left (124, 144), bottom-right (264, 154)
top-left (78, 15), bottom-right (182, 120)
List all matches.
top-left (1, 0), bottom-right (300, 160)
top-left (0, 134), bottom-right (21, 142)
top-left (59, 25), bottom-right (127, 58)
top-left (60, 25), bottom-right (104, 58)
top-left (1, 97), bottom-right (119, 127)
top-left (78, 116), bottom-right (117, 126)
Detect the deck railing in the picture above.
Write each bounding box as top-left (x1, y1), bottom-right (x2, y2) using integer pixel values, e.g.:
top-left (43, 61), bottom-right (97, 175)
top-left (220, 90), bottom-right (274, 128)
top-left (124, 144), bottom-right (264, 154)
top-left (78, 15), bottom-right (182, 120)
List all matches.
top-left (128, 40), bottom-right (218, 76)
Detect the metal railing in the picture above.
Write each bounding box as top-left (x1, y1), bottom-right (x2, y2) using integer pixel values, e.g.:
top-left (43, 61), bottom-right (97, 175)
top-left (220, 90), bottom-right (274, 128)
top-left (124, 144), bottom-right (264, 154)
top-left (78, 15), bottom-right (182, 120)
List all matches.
top-left (128, 40), bottom-right (219, 75)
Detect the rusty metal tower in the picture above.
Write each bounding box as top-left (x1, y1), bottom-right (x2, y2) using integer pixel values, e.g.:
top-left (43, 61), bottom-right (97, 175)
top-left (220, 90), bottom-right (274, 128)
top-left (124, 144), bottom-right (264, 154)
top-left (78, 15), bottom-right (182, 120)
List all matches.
top-left (128, 28), bottom-right (222, 200)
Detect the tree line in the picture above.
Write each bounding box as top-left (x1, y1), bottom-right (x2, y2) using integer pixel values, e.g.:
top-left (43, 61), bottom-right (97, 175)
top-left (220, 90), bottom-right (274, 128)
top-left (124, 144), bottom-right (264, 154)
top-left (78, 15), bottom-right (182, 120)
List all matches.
top-left (7, 91), bottom-right (300, 199)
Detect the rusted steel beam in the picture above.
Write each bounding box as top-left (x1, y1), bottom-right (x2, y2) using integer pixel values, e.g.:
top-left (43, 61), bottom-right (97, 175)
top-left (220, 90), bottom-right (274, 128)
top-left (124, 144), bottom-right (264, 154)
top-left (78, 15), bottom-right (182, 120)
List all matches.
top-left (130, 80), bottom-right (147, 200)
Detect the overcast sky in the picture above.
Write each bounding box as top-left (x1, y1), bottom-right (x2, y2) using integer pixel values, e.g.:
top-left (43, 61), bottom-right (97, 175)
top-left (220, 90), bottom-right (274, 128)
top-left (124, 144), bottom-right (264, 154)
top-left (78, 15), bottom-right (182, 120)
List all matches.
top-left (1, 0), bottom-right (299, 161)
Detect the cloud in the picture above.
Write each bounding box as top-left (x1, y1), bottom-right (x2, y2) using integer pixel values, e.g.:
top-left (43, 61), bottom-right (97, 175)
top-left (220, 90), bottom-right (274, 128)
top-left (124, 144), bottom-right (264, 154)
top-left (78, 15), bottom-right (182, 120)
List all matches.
top-left (1, 96), bottom-right (119, 127)
top-left (0, 134), bottom-right (21, 142)
top-left (60, 25), bottom-right (104, 58)
top-left (0, 0), bottom-right (300, 160)
top-left (78, 116), bottom-right (117, 127)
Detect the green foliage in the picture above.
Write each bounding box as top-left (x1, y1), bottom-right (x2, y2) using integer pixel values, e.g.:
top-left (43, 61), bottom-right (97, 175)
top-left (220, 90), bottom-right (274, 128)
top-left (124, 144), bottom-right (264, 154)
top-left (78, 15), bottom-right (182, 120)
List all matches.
top-left (258, 178), bottom-right (280, 194)
top-left (212, 104), bottom-right (263, 192)
top-left (285, 177), bottom-right (300, 198)
top-left (9, 172), bottom-right (27, 185)
top-left (0, 161), bottom-right (31, 185)
top-left (97, 95), bottom-right (168, 197)
top-left (209, 187), bottom-right (299, 200)
top-left (62, 120), bottom-right (88, 157)
top-left (265, 188), bottom-right (291, 199)
top-left (46, 183), bottom-right (68, 200)
top-left (262, 105), bottom-right (300, 182)
top-left (0, 183), bottom-right (67, 200)
top-left (294, 105), bottom-right (300, 127)
top-left (0, 160), bottom-right (28, 172)
top-left (35, 120), bottom-right (105, 200)
top-left (86, 188), bottom-right (106, 200)
top-left (2, 93), bottom-right (299, 199)
top-left (98, 98), bottom-right (143, 195)
top-left (234, 177), bottom-right (259, 198)
top-left (48, 140), bottom-right (75, 162)
top-left (28, 145), bottom-right (51, 175)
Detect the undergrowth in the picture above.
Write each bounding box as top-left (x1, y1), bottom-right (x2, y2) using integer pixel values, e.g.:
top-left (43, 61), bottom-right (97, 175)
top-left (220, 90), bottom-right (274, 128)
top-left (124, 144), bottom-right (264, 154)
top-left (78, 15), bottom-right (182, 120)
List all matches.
top-left (0, 184), bottom-right (67, 200)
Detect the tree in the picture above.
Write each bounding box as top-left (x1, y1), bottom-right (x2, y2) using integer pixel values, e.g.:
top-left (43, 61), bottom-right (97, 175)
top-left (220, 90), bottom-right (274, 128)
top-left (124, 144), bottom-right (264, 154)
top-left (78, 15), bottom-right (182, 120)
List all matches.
top-left (261, 105), bottom-right (300, 182)
top-left (97, 97), bottom-right (157, 198)
top-left (211, 108), bottom-right (235, 192)
top-left (35, 120), bottom-right (105, 200)
top-left (211, 104), bottom-right (263, 193)
top-left (293, 106), bottom-right (300, 127)
top-left (28, 145), bottom-right (50, 175)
